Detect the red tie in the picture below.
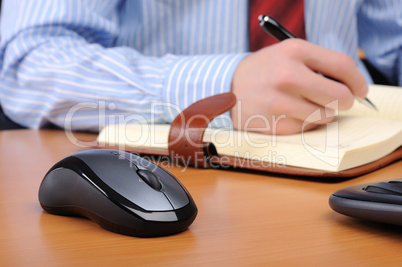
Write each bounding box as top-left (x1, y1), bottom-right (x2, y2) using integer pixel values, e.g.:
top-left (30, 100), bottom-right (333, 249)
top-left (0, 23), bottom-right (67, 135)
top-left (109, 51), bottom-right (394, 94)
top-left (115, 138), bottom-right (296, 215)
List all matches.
top-left (249, 0), bottom-right (306, 52)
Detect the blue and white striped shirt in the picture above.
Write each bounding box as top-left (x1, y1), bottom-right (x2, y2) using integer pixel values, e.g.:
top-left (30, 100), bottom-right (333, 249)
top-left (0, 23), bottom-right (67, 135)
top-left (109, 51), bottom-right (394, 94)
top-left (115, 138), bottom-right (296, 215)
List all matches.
top-left (0, 0), bottom-right (401, 131)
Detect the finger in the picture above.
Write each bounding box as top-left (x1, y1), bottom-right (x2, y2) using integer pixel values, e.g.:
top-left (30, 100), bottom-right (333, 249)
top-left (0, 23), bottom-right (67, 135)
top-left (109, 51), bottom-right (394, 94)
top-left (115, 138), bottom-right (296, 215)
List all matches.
top-left (297, 41), bottom-right (368, 98)
top-left (240, 114), bottom-right (319, 135)
top-left (271, 117), bottom-right (319, 135)
top-left (231, 94), bottom-right (332, 135)
top-left (294, 68), bottom-right (355, 110)
top-left (267, 93), bottom-right (336, 125)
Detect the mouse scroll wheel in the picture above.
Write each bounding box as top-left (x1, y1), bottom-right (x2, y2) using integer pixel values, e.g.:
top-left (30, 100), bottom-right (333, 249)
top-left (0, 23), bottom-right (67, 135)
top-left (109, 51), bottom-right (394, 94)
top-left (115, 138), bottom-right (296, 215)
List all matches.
top-left (137, 169), bottom-right (162, 191)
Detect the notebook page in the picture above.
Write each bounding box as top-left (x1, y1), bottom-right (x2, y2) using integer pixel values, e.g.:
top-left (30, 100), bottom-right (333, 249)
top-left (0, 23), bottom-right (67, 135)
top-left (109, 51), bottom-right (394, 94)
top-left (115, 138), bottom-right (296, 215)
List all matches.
top-left (340, 85), bottom-right (402, 120)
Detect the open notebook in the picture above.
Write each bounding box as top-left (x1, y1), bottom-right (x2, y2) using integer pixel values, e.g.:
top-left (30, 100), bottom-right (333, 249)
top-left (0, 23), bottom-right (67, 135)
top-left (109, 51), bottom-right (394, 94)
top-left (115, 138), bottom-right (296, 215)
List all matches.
top-left (96, 85), bottom-right (402, 177)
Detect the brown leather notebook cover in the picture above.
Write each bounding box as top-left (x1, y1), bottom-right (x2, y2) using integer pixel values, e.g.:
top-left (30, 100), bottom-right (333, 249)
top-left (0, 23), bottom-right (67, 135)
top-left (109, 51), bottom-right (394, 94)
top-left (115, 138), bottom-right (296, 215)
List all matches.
top-left (90, 93), bottom-right (402, 178)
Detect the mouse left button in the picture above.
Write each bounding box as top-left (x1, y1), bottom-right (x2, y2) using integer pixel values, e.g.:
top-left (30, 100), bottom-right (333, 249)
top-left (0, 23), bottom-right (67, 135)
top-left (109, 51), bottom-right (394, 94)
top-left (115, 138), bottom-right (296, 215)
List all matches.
top-left (39, 168), bottom-right (85, 208)
top-left (137, 169), bottom-right (162, 190)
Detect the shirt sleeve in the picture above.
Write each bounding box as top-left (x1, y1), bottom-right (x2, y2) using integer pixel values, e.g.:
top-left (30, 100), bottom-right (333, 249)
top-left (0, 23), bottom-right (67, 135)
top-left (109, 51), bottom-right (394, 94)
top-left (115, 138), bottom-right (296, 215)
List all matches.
top-left (357, 0), bottom-right (402, 86)
top-left (0, 0), bottom-right (246, 131)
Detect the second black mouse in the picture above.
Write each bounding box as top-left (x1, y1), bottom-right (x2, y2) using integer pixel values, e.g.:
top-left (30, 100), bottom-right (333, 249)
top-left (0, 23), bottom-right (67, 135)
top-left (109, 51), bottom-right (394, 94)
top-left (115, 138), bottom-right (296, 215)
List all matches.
top-left (329, 178), bottom-right (402, 226)
top-left (38, 149), bottom-right (198, 237)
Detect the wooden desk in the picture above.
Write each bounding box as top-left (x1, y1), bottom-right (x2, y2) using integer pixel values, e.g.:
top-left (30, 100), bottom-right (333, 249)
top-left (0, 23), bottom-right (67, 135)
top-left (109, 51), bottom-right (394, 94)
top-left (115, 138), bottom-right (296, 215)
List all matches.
top-left (1, 130), bottom-right (402, 266)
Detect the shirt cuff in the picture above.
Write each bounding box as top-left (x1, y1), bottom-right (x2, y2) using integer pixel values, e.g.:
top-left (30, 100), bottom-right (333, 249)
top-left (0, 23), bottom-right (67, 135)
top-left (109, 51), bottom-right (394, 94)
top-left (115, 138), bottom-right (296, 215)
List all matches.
top-left (162, 53), bottom-right (248, 128)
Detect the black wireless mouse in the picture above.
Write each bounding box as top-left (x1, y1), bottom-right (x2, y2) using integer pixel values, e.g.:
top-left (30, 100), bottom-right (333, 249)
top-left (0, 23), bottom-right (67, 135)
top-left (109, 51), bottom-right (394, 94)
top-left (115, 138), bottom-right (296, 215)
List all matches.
top-left (38, 149), bottom-right (198, 237)
top-left (329, 178), bottom-right (402, 226)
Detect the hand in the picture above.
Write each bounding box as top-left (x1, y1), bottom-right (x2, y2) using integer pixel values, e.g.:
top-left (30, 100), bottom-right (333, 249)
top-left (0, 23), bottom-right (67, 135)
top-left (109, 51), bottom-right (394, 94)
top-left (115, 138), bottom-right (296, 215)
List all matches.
top-left (230, 39), bottom-right (368, 135)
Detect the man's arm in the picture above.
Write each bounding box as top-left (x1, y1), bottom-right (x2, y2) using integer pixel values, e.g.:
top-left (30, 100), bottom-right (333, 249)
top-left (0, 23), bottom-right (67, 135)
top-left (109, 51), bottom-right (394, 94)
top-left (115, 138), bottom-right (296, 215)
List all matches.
top-left (0, 0), bottom-right (246, 131)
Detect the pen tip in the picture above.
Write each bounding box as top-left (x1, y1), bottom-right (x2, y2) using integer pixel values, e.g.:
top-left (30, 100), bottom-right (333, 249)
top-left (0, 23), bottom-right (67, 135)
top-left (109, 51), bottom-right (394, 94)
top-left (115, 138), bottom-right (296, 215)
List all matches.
top-left (355, 97), bottom-right (378, 111)
top-left (363, 97), bottom-right (378, 111)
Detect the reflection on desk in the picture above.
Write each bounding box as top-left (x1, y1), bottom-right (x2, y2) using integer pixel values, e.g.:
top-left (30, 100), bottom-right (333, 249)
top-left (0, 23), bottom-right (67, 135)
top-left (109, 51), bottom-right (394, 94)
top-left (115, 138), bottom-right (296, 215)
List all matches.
top-left (1, 129), bottom-right (402, 266)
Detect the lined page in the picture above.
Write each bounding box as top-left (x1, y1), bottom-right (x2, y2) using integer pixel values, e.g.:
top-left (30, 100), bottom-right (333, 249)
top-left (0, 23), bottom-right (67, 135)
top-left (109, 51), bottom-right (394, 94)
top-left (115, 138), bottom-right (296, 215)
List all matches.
top-left (340, 85), bottom-right (402, 120)
top-left (207, 117), bottom-right (402, 171)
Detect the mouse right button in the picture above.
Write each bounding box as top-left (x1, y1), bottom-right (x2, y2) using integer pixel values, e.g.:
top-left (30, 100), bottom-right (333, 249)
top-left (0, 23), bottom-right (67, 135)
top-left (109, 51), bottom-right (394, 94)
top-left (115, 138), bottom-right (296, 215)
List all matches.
top-left (155, 170), bottom-right (190, 209)
top-left (163, 182), bottom-right (190, 209)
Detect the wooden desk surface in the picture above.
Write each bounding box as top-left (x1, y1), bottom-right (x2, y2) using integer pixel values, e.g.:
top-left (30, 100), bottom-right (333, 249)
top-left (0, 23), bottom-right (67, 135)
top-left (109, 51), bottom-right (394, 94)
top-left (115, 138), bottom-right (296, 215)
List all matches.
top-left (1, 129), bottom-right (402, 266)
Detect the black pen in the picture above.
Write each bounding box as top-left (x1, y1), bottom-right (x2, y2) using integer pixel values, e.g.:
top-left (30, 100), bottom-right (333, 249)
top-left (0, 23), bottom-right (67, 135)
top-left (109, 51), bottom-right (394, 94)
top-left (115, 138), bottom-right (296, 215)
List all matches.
top-left (258, 15), bottom-right (377, 111)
